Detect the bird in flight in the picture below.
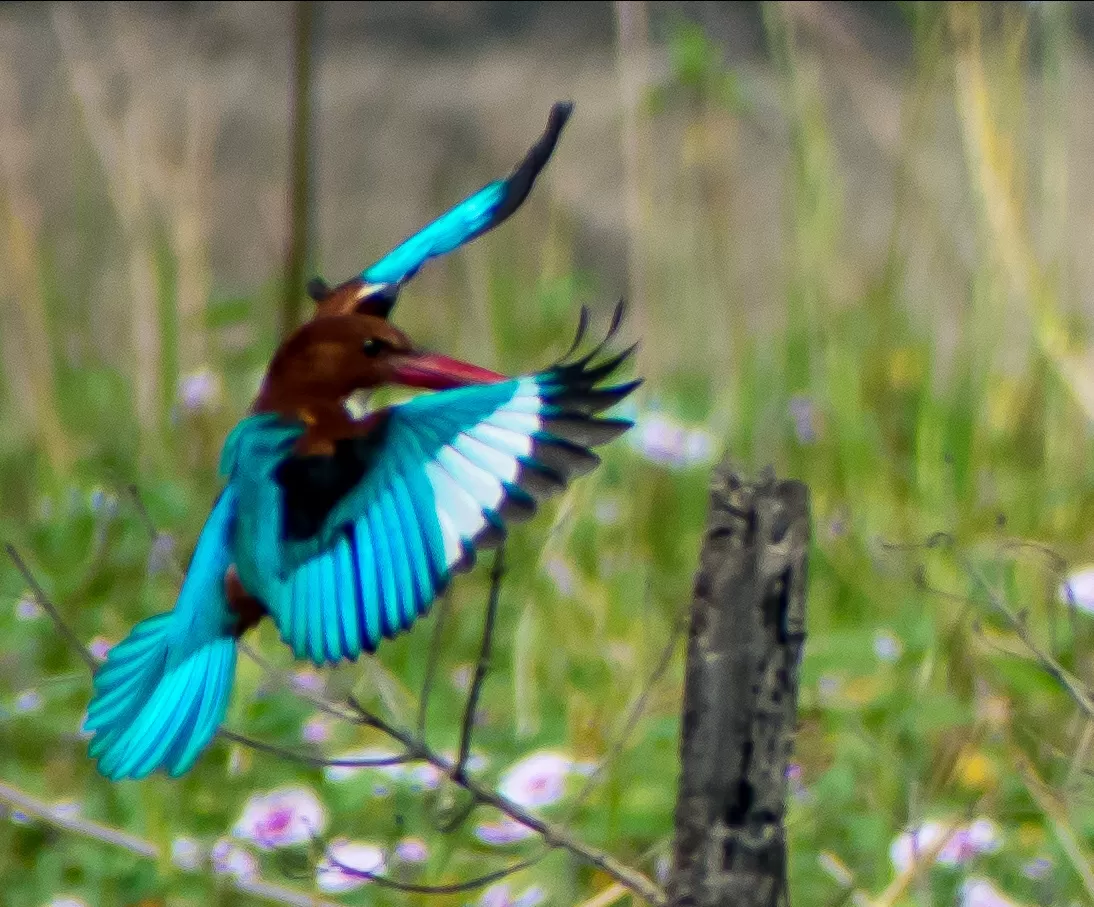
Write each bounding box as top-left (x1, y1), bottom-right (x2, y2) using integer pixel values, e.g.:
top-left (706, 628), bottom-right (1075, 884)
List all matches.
top-left (85, 302), bottom-right (639, 780)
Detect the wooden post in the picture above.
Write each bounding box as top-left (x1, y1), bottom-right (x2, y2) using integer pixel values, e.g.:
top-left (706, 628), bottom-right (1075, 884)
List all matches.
top-left (667, 463), bottom-right (810, 907)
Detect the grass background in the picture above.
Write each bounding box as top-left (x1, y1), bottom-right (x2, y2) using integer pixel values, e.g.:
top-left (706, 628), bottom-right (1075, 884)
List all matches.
top-left (2, 2), bottom-right (1094, 904)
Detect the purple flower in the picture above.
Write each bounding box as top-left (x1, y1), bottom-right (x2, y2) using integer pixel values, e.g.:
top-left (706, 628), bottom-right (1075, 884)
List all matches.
top-left (15, 689), bottom-right (42, 713)
top-left (88, 636), bottom-right (113, 661)
top-left (316, 839), bottom-right (385, 893)
top-left (498, 750), bottom-right (593, 809)
top-left (789, 396), bottom-right (817, 444)
top-left (890, 819), bottom-right (1000, 873)
top-left (395, 837), bottom-right (429, 863)
top-left (15, 595), bottom-right (40, 621)
top-left (301, 714), bottom-right (332, 744)
top-left (1023, 857), bottom-right (1052, 880)
top-left (233, 786), bottom-right (328, 850)
top-left (212, 838), bottom-right (257, 880)
top-left (172, 836), bottom-right (203, 871)
top-left (474, 818), bottom-right (537, 846)
top-left (873, 630), bottom-right (902, 663)
top-left (628, 410), bottom-right (715, 469)
top-left (178, 368), bottom-right (222, 412)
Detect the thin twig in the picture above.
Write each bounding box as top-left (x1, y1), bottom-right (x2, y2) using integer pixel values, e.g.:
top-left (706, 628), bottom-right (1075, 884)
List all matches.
top-left (0, 780), bottom-right (342, 907)
top-left (346, 694), bottom-right (666, 906)
top-left (457, 546), bottom-right (505, 781)
top-left (218, 730), bottom-right (412, 769)
top-left (328, 850), bottom-right (545, 895)
top-left (6, 544), bottom-right (97, 672)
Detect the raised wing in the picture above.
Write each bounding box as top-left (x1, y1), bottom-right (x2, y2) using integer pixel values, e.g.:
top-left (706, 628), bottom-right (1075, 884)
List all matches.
top-left (360, 101), bottom-right (573, 288)
top-left (259, 307), bottom-right (638, 666)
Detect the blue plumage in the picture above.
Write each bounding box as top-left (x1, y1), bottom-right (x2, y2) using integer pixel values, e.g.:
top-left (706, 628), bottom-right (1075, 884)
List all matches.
top-left (85, 312), bottom-right (637, 780)
top-left (359, 102), bottom-right (572, 291)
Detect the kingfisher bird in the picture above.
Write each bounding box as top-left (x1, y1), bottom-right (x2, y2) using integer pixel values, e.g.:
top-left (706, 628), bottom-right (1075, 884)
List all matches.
top-left (306, 101), bottom-right (572, 320)
top-left (85, 304), bottom-right (638, 780)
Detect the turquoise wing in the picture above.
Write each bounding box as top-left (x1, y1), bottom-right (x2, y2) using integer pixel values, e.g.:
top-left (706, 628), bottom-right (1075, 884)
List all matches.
top-left (257, 328), bottom-right (638, 666)
top-left (361, 102), bottom-right (572, 287)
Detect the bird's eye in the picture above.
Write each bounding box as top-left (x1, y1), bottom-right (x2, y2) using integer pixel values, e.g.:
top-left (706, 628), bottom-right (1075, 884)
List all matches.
top-left (362, 338), bottom-right (386, 357)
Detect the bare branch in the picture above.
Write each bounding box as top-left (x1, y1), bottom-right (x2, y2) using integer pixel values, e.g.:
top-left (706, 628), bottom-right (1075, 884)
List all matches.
top-left (218, 730), bottom-right (412, 769)
top-left (6, 544), bottom-right (98, 672)
top-left (0, 778), bottom-right (342, 907)
top-left (345, 694), bottom-right (666, 906)
top-left (327, 849), bottom-right (544, 895)
top-left (457, 546), bottom-right (505, 781)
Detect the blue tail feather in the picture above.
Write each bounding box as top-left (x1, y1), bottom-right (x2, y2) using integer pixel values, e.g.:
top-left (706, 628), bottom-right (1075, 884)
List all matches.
top-left (87, 489), bottom-right (240, 780)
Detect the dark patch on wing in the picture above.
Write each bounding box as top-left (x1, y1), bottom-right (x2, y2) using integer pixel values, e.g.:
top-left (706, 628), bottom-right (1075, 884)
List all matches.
top-left (275, 415), bottom-right (392, 542)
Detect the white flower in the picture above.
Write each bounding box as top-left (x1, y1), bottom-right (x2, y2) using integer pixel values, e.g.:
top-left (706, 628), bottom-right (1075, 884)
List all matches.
top-left (44, 898), bottom-right (89, 907)
top-left (960, 878), bottom-right (1020, 907)
top-left (316, 839), bottom-right (385, 893)
top-left (474, 818), bottom-right (537, 846)
top-left (233, 786), bottom-right (327, 850)
top-left (890, 819), bottom-right (1000, 873)
top-left (498, 751), bottom-right (582, 809)
top-left (1060, 567), bottom-right (1094, 613)
top-left (406, 763), bottom-right (442, 791)
top-left (211, 838), bottom-right (257, 881)
top-left (171, 836), bottom-right (203, 871)
top-left (629, 411), bottom-right (716, 469)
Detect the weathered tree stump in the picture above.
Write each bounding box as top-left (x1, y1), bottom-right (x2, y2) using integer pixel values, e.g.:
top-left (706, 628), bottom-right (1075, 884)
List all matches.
top-left (667, 463), bottom-right (810, 907)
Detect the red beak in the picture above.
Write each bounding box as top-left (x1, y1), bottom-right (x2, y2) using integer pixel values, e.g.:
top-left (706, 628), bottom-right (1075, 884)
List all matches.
top-left (391, 352), bottom-right (506, 390)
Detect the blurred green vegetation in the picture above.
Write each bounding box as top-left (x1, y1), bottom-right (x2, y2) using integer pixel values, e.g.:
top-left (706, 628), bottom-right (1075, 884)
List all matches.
top-left (4, 2), bottom-right (1094, 906)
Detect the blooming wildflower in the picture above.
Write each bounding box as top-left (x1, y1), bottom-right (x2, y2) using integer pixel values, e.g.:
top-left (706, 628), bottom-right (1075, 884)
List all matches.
top-left (45, 898), bottom-right (89, 907)
top-left (16, 689), bottom-right (42, 713)
top-left (9, 809), bottom-right (30, 824)
top-left (395, 837), bottom-right (429, 863)
top-left (178, 368), bottom-right (222, 412)
top-left (212, 838), bottom-right (257, 881)
top-left (147, 534), bottom-right (176, 576)
top-left (498, 751), bottom-right (583, 809)
top-left (290, 667), bottom-right (325, 694)
top-left (88, 637), bottom-right (113, 661)
top-left (959, 878), bottom-right (1020, 907)
top-left (873, 630), bottom-right (902, 663)
top-left (628, 411), bottom-right (714, 469)
top-left (1059, 567), bottom-right (1094, 614)
top-left (474, 818), bottom-right (537, 846)
top-left (172, 836), bottom-right (203, 871)
top-left (301, 714), bottom-right (332, 745)
top-left (316, 839), bottom-right (385, 893)
top-left (789, 396), bottom-right (817, 444)
top-left (890, 819), bottom-right (1000, 873)
top-left (15, 595), bottom-right (40, 621)
top-left (233, 786), bottom-right (327, 850)
top-left (88, 488), bottom-right (117, 518)
top-left (323, 747), bottom-right (405, 783)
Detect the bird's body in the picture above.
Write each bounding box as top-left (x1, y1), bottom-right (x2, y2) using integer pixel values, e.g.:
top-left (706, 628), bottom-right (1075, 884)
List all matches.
top-left (86, 308), bottom-right (639, 780)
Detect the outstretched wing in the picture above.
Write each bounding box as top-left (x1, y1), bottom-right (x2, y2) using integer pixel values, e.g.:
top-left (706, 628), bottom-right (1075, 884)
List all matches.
top-left (261, 311), bottom-right (638, 666)
top-left (360, 102), bottom-right (573, 288)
